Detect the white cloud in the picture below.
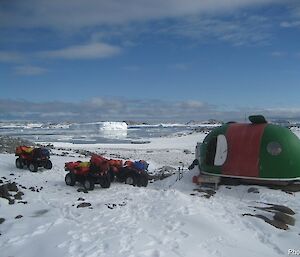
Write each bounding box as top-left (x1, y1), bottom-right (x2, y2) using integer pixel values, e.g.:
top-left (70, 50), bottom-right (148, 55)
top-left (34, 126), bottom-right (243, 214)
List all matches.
top-left (280, 20), bottom-right (300, 28)
top-left (2, 97), bottom-right (300, 122)
top-left (179, 100), bottom-right (205, 108)
top-left (0, 51), bottom-right (24, 63)
top-left (14, 65), bottom-right (48, 76)
top-left (259, 107), bottom-right (300, 118)
top-left (271, 51), bottom-right (286, 57)
top-left (89, 98), bottom-right (105, 107)
top-left (38, 42), bottom-right (121, 60)
top-left (159, 14), bottom-right (272, 46)
top-left (1, 0), bottom-right (279, 30)
top-left (0, 97), bottom-right (219, 122)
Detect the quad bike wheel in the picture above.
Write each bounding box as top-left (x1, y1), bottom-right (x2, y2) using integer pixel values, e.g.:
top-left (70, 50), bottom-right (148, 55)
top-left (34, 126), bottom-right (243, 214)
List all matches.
top-left (138, 175), bottom-right (148, 187)
top-left (28, 163), bottom-right (38, 172)
top-left (84, 178), bottom-right (95, 191)
top-left (100, 176), bottom-right (111, 188)
top-left (65, 172), bottom-right (76, 186)
top-left (44, 160), bottom-right (53, 170)
top-left (125, 175), bottom-right (137, 186)
top-left (109, 170), bottom-right (115, 182)
top-left (15, 158), bottom-right (23, 169)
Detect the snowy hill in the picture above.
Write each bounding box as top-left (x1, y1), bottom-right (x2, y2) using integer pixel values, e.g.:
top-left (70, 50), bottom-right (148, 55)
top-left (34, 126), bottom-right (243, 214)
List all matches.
top-left (0, 132), bottom-right (300, 257)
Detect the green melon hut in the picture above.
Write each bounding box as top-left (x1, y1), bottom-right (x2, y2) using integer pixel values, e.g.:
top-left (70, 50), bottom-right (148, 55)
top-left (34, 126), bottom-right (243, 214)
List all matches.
top-left (196, 115), bottom-right (300, 181)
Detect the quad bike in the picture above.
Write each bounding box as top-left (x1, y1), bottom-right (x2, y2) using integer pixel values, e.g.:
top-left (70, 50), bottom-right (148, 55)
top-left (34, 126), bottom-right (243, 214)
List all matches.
top-left (107, 159), bottom-right (123, 182)
top-left (64, 154), bottom-right (111, 190)
top-left (111, 160), bottom-right (149, 187)
top-left (15, 146), bottom-right (52, 172)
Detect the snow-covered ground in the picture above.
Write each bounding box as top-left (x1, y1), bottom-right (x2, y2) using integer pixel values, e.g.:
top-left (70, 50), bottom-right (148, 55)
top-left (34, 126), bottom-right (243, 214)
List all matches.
top-left (0, 132), bottom-right (300, 257)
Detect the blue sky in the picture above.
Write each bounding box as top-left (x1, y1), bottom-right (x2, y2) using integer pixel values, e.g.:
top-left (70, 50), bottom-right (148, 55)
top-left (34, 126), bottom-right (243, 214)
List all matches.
top-left (1, 0), bottom-right (300, 122)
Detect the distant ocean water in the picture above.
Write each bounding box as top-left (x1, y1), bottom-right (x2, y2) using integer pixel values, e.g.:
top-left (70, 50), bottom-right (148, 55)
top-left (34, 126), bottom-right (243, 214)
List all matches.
top-left (2, 121), bottom-right (300, 144)
top-left (0, 122), bottom-right (197, 144)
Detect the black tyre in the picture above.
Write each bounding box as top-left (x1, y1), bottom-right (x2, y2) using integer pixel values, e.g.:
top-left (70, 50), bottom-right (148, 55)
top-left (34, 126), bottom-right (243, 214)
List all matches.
top-left (65, 172), bottom-right (76, 186)
top-left (84, 178), bottom-right (95, 191)
top-left (44, 160), bottom-right (52, 170)
top-left (28, 162), bottom-right (38, 172)
top-left (125, 175), bottom-right (137, 186)
top-left (139, 175), bottom-right (148, 187)
top-left (100, 175), bottom-right (111, 188)
top-left (109, 170), bottom-right (115, 182)
top-left (16, 158), bottom-right (23, 169)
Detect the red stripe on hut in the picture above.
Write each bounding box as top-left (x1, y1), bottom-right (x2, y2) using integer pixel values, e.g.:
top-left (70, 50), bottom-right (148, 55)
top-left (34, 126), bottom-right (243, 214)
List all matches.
top-left (222, 123), bottom-right (267, 177)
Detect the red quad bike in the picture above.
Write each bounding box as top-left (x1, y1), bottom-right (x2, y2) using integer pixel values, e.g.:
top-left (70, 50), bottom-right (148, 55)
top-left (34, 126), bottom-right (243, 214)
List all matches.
top-left (64, 154), bottom-right (111, 191)
top-left (107, 159), bottom-right (123, 182)
top-left (15, 146), bottom-right (52, 172)
top-left (112, 160), bottom-right (149, 187)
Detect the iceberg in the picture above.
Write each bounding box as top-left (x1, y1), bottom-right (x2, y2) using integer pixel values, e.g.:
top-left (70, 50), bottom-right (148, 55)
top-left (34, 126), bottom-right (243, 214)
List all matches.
top-left (99, 122), bottom-right (128, 130)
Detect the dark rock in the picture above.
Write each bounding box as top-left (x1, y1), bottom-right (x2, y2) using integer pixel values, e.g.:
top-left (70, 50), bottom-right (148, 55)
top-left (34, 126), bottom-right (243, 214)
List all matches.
top-left (32, 209), bottom-right (49, 217)
top-left (0, 218), bottom-right (5, 224)
top-left (273, 212), bottom-right (295, 226)
top-left (225, 186), bottom-right (232, 189)
top-left (0, 180), bottom-right (3, 184)
top-left (29, 187), bottom-right (35, 192)
top-left (0, 184), bottom-right (14, 204)
top-left (183, 149), bottom-right (192, 154)
top-left (7, 182), bottom-right (18, 192)
top-left (194, 188), bottom-right (216, 196)
top-left (15, 215), bottom-right (23, 219)
top-left (105, 203), bottom-right (116, 209)
top-left (77, 197), bottom-right (85, 201)
top-left (0, 184), bottom-right (10, 198)
top-left (257, 203), bottom-right (295, 215)
top-left (1, 177), bottom-right (6, 180)
top-left (14, 191), bottom-right (24, 200)
top-left (10, 173), bottom-right (14, 176)
top-left (267, 219), bottom-right (289, 230)
top-left (201, 194), bottom-right (212, 199)
top-left (77, 202), bottom-right (91, 208)
top-left (283, 191), bottom-right (294, 195)
top-left (242, 213), bottom-right (289, 230)
top-left (77, 188), bottom-right (88, 193)
top-left (18, 201), bottom-right (28, 204)
top-left (248, 187), bottom-right (259, 194)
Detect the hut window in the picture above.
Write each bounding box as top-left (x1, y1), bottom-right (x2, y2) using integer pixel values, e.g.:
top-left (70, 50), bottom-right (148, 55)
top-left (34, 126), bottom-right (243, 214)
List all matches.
top-left (267, 142), bottom-right (282, 156)
top-left (214, 135), bottom-right (228, 166)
